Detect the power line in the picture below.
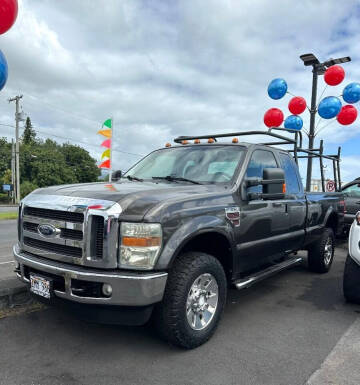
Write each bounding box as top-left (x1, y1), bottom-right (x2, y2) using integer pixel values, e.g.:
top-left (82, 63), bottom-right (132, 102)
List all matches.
top-left (0, 122), bottom-right (144, 157)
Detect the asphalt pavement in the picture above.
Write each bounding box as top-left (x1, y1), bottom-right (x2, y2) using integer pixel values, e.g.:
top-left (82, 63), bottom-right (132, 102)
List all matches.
top-left (0, 237), bottom-right (359, 385)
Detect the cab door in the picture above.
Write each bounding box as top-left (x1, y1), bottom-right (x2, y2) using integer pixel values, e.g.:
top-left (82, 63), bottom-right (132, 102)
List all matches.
top-left (235, 149), bottom-right (290, 272)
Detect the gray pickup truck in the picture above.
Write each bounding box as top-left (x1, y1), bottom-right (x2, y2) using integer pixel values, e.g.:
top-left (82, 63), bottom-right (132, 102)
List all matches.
top-left (13, 130), bottom-right (345, 349)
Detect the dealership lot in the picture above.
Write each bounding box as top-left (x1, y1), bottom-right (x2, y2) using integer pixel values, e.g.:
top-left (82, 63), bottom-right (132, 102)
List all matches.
top-left (0, 222), bottom-right (358, 385)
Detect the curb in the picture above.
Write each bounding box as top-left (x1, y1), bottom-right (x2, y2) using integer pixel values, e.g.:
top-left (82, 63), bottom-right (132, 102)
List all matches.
top-left (0, 277), bottom-right (33, 310)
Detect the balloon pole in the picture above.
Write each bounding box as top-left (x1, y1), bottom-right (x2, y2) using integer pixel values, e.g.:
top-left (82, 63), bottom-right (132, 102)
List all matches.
top-left (305, 68), bottom-right (318, 192)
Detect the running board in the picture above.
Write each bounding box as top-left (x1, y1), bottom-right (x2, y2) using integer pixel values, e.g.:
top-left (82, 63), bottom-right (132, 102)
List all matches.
top-left (234, 257), bottom-right (303, 290)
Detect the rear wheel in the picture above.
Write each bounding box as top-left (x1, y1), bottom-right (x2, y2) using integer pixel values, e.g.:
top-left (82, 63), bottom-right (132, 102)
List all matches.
top-left (154, 252), bottom-right (227, 349)
top-left (308, 227), bottom-right (335, 273)
top-left (343, 254), bottom-right (360, 304)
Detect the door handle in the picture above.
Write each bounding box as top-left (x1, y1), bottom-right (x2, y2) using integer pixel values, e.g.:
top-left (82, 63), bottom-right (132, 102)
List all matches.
top-left (273, 203), bottom-right (283, 207)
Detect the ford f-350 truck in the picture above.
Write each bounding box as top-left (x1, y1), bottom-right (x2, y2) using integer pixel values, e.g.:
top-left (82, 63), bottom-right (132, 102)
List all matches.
top-left (14, 130), bottom-right (344, 349)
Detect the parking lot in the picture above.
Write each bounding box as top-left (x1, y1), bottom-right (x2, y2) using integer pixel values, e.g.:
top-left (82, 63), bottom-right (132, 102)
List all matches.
top-left (0, 221), bottom-right (358, 385)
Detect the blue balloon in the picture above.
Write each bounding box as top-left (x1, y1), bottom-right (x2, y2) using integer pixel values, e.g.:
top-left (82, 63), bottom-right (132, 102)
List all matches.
top-left (0, 50), bottom-right (8, 91)
top-left (343, 82), bottom-right (360, 104)
top-left (284, 115), bottom-right (303, 130)
top-left (268, 78), bottom-right (288, 100)
top-left (318, 96), bottom-right (342, 119)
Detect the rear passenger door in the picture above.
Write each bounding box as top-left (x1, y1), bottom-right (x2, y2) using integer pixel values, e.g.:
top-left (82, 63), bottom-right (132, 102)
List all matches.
top-left (278, 152), bottom-right (307, 251)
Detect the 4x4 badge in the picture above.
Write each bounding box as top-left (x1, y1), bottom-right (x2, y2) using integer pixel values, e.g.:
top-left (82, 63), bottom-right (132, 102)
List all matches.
top-left (225, 207), bottom-right (240, 227)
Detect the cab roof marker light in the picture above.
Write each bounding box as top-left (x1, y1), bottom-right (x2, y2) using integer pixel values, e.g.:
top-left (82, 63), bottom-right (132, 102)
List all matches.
top-left (194, 139), bottom-right (201, 144)
top-left (181, 140), bottom-right (189, 145)
top-left (208, 138), bottom-right (215, 143)
top-left (165, 143), bottom-right (171, 147)
top-left (232, 138), bottom-right (239, 143)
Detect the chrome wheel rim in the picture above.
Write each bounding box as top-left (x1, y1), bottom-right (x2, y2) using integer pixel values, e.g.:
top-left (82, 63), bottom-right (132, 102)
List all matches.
top-left (324, 237), bottom-right (333, 265)
top-left (186, 273), bottom-right (219, 331)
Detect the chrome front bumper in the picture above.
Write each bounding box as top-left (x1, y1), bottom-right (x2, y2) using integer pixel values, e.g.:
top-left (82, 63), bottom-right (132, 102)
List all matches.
top-left (13, 244), bottom-right (168, 306)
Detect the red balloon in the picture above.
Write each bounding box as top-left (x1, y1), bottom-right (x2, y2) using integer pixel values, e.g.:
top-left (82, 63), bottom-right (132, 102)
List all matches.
top-left (264, 108), bottom-right (284, 128)
top-left (0, 0), bottom-right (18, 35)
top-left (324, 65), bottom-right (345, 86)
top-left (288, 96), bottom-right (306, 115)
top-left (337, 105), bottom-right (357, 125)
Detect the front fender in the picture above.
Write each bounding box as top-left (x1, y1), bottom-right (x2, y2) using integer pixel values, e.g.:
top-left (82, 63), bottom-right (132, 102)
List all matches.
top-left (155, 215), bottom-right (235, 270)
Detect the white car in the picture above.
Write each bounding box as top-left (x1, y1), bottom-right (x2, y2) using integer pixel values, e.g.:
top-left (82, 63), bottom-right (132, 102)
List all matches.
top-left (343, 211), bottom-right (360, 303)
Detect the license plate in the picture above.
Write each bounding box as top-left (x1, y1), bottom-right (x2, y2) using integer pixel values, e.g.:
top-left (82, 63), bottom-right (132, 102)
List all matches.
top-left (30, 274), bottom-right (51, 299)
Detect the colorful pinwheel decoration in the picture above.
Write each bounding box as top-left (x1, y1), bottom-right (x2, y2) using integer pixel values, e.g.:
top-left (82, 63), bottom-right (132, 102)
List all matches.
top-left (98, 118), bottom-right (113, 176)
top-left (263, 65), bottom-right (359, 134)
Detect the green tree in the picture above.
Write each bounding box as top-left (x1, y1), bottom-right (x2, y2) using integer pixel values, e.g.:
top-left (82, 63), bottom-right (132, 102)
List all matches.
top-left (22, 117), bottom-right (37, 145)
top-left (61, 143), bottom-right (100, 183)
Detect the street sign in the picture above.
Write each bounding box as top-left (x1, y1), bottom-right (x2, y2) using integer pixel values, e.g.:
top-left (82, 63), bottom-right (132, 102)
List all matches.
top-left (326, 180), bottom-right (335, 192)
top-left (2, 184), bottom-right (13, 192)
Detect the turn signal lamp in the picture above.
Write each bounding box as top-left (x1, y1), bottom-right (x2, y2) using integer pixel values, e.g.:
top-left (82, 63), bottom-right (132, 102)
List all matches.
top-left (356, 212), bottom-right (360, 226)
top-left (165, 143), bottom-right (171, 147)
top-left (181, 140), bottom-right (189, 145)
top-left (232, 138), bottom-right (239, 143)
top-left (208, 138), bottom-right (215, 143)
top-left (194, 139), bottom-right (201, 144)
top-left (282, 183), bottom-right (286, 194)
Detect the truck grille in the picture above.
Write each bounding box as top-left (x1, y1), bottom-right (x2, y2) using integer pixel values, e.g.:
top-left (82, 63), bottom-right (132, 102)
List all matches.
top-left (23, 236), bottom-right (82, 258)
top-left (23, 221), bottom-right (83, 241)
top-left (24, 206), bottom-right (84, 223)
top-left (19, 195), bottom-right (121, 269)
top-left (92, 215), bottom-right (104, 259)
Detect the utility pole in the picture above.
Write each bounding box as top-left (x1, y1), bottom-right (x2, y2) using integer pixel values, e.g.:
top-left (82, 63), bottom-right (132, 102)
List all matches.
top-left (8, 95), bottom-right (23, 204)
top-left (11, 139), bottom-right (15, 204)
top-left (299, 54), bottom-right (350, 191)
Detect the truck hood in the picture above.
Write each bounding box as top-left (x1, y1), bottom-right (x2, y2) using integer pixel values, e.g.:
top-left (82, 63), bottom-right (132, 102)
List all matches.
top-left (32, 181), bottom-right (225, 221)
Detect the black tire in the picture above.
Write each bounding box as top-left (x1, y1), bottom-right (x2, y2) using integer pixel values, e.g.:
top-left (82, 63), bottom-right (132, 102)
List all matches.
top-left (343, 253), bottom-right (360, 304)
top-left (154, 252), bottom-right (227, 349)
top-left (308, 227), bottom-right (335, 273)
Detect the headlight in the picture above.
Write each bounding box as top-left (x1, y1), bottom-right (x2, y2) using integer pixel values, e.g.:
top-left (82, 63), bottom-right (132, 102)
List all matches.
top-left (120, 222), bottom-right (162, 270)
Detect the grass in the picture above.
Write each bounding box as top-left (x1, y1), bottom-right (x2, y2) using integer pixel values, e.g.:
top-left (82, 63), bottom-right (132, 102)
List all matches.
top-left (0, 212), bottom-right (18, 220)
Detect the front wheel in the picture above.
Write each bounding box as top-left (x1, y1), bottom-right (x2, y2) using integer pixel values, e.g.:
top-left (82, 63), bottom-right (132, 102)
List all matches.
top-left (308, 227), bottom-right (335, 273)
top-left (154, 252), bottom-right (227, 349)
top-left (343, 254), bottom-right (360, 304)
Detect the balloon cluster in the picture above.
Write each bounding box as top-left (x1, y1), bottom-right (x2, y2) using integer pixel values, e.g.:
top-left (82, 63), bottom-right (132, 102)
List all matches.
top-left (264, 78), bottom-right (306, 130)
top-left (264, 64), bottom-right (359, 130)
top-left (0, 0), bottom-right (18, 92)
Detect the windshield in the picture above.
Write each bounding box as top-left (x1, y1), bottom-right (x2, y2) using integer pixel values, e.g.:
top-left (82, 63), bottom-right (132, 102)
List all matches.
top-left (124, 145), bottom-right (245, 184)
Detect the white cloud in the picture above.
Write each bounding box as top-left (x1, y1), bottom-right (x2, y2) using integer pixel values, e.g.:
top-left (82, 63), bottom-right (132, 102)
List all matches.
top-left (0, 0), bottom-right (359, 180)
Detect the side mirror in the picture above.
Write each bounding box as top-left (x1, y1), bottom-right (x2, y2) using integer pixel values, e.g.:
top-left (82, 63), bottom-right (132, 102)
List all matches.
top-left (112, 170), bottom-right (122, 181)
top-left (262, 168), bottom-right (285, 199)
top-left (247, 168), bottom-right (285, 200)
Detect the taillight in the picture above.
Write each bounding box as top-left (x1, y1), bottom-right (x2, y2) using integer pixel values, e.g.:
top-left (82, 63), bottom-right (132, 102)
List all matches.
top-left (340, 200), bottom-right (346, 213)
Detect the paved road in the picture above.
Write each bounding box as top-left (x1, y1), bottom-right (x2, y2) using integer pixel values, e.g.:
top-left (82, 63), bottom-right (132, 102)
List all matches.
top-left (0, 220), bottom-right (17, 280)
top-left (0, 245), bottom-right (359, 385)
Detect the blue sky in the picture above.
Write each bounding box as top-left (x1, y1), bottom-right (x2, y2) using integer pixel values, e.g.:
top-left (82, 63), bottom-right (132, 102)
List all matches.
top-left (0, 0), bottom-right (360, 182)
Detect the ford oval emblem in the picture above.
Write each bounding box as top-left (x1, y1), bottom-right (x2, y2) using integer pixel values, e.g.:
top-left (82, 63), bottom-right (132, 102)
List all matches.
top-left (37, 224), bottom-right (60, 238)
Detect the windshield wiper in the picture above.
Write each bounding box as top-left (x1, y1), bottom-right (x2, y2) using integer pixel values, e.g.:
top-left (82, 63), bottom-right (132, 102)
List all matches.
top-left (152, 176), bottom-right (202, 185)
top-left (124, 175), bottom-right (143, 182)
